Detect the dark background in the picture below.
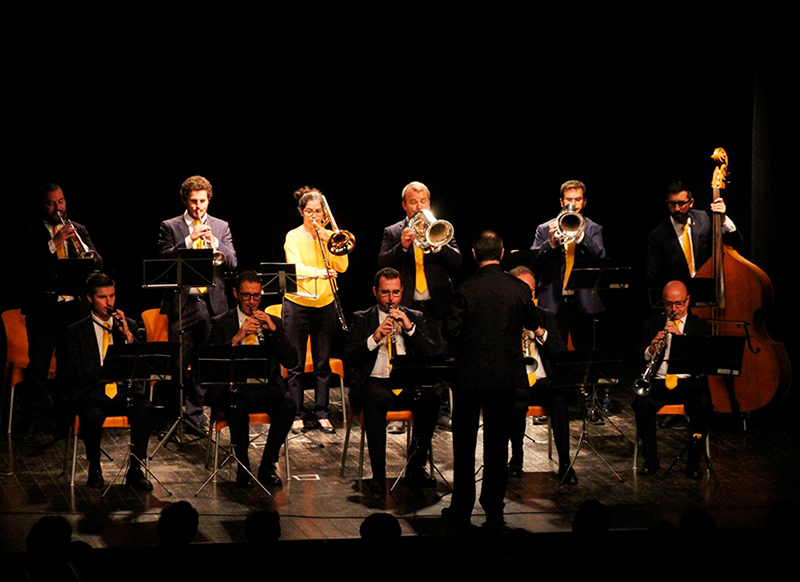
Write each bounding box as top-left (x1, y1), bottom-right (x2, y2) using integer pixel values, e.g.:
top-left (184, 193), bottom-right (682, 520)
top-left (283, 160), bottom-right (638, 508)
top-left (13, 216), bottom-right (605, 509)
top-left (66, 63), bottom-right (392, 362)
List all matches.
top-left (3, 36), bottom-right (795, 409)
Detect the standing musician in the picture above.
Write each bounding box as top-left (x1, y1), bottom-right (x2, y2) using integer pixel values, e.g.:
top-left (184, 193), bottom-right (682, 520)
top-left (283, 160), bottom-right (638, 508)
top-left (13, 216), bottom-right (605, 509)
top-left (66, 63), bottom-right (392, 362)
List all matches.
top-left (206, 270), bottom-right (297, 488)
top-left (442, 231), bottom-right (541, 527)
top-left (506, 266), bottom-right (575, 484)
top-left (66, 273), bottom-right (153, 490)
top-left (283, 186), bottom-right (348, 435)
top-left (531, 179), bottom-right (605, 350)
top-left (646, 181), bottom-right (739, 288)
top-left (377, 181), bottom-right (459, 429)
top-left (20, 182), bottom-right (102, 438)
top-left (158, 175), bottom-right (237, 432)
top-left (632, 280), bottom-right (712, 478)
top-left (344, 267), bottom-right (440, 495)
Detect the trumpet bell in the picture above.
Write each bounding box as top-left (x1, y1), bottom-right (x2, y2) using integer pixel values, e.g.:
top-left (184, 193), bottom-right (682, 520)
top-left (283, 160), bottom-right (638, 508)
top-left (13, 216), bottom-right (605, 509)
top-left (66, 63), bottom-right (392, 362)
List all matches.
top-left (409, 209), bottom-right (454, 253)
top-left (555, 203), bottom-right (585, 245)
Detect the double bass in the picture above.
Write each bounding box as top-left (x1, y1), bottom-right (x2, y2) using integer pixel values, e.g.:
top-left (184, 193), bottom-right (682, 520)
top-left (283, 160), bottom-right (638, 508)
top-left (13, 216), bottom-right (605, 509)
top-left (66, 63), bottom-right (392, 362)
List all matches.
top-left (694, 148), bottom-right (791, 417)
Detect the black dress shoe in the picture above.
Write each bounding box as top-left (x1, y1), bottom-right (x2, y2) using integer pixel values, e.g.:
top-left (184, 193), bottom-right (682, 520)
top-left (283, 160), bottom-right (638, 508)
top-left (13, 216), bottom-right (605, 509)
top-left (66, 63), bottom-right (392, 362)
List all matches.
top-left (508, 457), bottom-right (523, 477)
top-left (686, 436), bottom-right (703, 479)
top-left (367, 477), bottom-right (386, 495)
top-left (257, 463), bottom-right (283, 487)
top-left (236, 471), bottom-right (255, 488)
top-left (125, 468), bottom-right (154, 491)
top-left (318, 419), bottom-right (336, 434)
top-left (638, 457), bottom-right (660, 475)
top-left (437, 415), bottom-right (452, 432)
top-left (558, 465), bottom-right (578, 485)
top-left (406, 466), bottom-right (436, 488)
top-left (441, 506), bottom-right (471, 524)
top-left (87, 466), bottom-right (105, 489)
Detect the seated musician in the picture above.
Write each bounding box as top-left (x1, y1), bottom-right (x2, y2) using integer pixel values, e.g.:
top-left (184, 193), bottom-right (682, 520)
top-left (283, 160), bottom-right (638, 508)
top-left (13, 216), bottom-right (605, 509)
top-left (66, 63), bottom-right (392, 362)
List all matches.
top-left (206, 270), bottom-right (297, 488)
top-left (632, 280), bottom-right (712, 478)
top-left (507, 266), bottom-right (576, 484)
top-left (66, 273), bottom-right (153, 490)
top-left (344, 267), bottom-right (441, 494)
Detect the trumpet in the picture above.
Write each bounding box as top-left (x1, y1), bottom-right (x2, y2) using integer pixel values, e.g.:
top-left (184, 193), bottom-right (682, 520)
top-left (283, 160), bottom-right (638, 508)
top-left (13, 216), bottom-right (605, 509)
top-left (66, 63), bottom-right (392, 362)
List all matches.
top-left (634, 324), bottom-right (670, 396)
top-left (198, 221), bottom-right (225, 266)
top-left (408, 209), bottom-right (454, 254)
top-left (56, 211), bottom-right (98, 259)
top-left (554, 204), bottom-right (585, 245)
top-left (312, 195), bottom-right (353, 331)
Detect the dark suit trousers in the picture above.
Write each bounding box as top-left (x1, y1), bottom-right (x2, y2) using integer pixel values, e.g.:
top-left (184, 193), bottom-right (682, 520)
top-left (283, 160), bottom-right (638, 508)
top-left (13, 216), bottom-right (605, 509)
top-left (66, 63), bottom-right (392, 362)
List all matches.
top-left (168, 295), bottom-right (210, 424)
top-left (75, 388), bottom-right (153, 468)
top-left (451, 388), bottom-right (513, 517)
top-left (632, 377), bottom-right (712, 460)
top-left (209, 384), bottom-right (296, 470)
top-left (510, 378), bottom-right (570, 466)
top-left (353, 378), bottom-right (438, 479)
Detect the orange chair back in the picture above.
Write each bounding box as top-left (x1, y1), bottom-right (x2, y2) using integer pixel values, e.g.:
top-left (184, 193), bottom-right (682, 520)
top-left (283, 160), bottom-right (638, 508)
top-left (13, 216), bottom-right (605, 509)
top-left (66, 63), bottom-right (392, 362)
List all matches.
top-left (3, 309), bottom-right (56, 387)
top-left (141, 308), bottom-right (169, 342)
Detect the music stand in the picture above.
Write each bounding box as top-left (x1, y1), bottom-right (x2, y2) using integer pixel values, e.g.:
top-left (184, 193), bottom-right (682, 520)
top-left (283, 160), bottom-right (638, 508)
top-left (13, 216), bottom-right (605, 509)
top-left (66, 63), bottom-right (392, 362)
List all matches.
top-left (97, 342), bottom-right (177, 495)
top-left (659, 334), bottom-right (745, 478)
top-left (260, 262), bottom-right (318, 300)
top-left (386, 355), bottom-right (453, 493)
top-left (193, 345), bottom-right (274, 496)
top-left (143, 250), bottom-right (215, 456)
top-left (552, 347), bottom-right (627, 483)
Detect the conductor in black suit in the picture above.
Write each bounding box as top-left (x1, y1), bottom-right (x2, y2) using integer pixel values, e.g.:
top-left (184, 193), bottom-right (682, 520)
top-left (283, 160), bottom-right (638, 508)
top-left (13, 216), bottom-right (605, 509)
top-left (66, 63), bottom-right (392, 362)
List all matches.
top-left (442, 231), bottom-right (540, 527)
top-left (646, 181), bottom-right (739, 288)
top-left (206, 270), bottom-right (297, 488)
top-left (344, 267), bottom-right (440, 495)
top-left (506, 266), bottom-right (575, 484)
top-left (158, 175), bottom-right (237, 429)
top-left (632, 280), bottom-right (712, 478)
top-left (377, 181), bottom-right (461, 429)
top-left (66, 273), bottom-right (153, 490)
top-left (20, 183), bottom-right (103, 436)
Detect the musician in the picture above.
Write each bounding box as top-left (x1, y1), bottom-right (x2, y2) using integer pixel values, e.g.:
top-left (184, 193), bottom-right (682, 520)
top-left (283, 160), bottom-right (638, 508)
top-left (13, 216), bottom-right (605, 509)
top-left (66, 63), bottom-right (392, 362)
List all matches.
top-left (344, 267), bottom-right (440, 494)
top-left (507, 266), bottom-right (575, 484)
top-left (531, 180), bottom-right (605, 350)
top-left (206, 270), bottom-right (297, 488)
top-left (66, 273), bottom-right (152, 490)
top-left (158, 175), bottom-right (237, 431)
top-left (646, 181), bottom-right (740, 288)
top-left (377, 180), bottom-right (459, 429)
top-left (20, 183), bottom-right (102, 437)
top-left (632, 280), bottom-right (712, 478)
top-left (442, 231), bottom-right (541, 527)
top-left (283, 186), bottom-right (348, 434)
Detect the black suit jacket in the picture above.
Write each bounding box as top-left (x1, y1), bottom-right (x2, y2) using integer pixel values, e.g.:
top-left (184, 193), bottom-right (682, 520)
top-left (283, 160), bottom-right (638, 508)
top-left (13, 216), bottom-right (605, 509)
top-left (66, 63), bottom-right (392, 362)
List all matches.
top-left (206, 308), bottom-right (297, 393)
top-left (21, 219), bottom-right (102, 315)
top-left (158, 214), bottom-right (237, 319)
top-left (637, 312), bottom-right (712, 374)
top-left (66, 315), bottom-right (141, 402)
top-left (377, 218), bottom-right (462, 318)
top-left (531, 216), bottom-right (605, 314)
top-left (532, 307), bottom-right (566, 380)
top-left (344, 305), bottom-right (439, 406)
top-left (444, 264), bottom-right (541, 393)
top-left (645, 209), bottom-right (743, 287)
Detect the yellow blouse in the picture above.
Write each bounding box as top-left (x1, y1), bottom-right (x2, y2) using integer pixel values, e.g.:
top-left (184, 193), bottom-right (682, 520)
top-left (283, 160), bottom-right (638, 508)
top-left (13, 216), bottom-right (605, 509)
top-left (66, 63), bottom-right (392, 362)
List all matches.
top-left (284, 225), bottom-right (348, 308)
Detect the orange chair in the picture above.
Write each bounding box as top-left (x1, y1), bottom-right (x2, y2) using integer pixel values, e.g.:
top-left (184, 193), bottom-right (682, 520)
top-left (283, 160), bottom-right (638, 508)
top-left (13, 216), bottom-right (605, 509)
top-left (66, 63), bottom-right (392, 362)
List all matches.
top-left (3, 309), bottom-right (57, 435)
top-left (206, 411), bottom-right (290, 484)
top-left (632, 404), bottom-right (711, 471)
top-left (265, 304), bottom-right (347, 424)
top-left (69, 415), bottom-right (132, 487)
top-left (141, 308), bottom-right (169, 342)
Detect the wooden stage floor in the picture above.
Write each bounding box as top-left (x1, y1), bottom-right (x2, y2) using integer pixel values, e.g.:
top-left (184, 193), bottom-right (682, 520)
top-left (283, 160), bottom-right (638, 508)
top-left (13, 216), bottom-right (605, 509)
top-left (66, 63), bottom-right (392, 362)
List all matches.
top-left (2, 388), bottom-right (800, 554)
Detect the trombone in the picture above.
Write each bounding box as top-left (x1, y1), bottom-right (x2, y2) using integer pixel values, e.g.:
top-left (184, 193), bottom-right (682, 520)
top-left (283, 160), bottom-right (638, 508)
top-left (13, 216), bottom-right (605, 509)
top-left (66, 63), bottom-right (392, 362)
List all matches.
top-left (311, 195), bottom-right (354, 331)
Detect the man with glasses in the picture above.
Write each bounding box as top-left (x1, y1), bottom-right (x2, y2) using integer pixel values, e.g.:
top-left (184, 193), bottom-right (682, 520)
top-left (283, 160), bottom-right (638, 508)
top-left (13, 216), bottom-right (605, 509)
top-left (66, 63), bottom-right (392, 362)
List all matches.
top-left (645, 181), bottom-right (739, 288)
top-left (206, 270), bottom-right (297, 488)
top-left (632, 280), bottom-right (712, 478)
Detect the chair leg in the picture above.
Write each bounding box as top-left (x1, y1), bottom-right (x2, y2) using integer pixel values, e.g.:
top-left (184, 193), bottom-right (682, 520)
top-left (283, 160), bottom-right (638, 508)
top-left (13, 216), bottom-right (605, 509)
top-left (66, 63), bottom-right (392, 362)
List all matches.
top-left (70, 427), bottom-right (79, 487)
top-left (340, 419), bottom-right (353, 477)
top-left (7, 383), bottom-right (15, 435)
top-left (358, 425), bottom-right (366, 481)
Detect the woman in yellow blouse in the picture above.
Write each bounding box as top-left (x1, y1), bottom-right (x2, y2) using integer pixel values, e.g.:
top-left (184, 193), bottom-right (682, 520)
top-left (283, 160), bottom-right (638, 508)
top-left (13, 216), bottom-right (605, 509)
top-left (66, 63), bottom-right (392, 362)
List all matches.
top-left (283, 186), bottom-right (348, 434)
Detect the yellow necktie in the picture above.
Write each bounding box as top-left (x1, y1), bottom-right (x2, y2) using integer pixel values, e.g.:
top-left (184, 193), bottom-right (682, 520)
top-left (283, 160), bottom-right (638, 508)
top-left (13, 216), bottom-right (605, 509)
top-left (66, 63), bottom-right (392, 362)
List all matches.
top-left (414, 245), bottom-right (428, 294)
top-left (192, 220), bottom-right (208, 293)
top-left (563, 242), bottom-right (575, 289)
top-left (665, 320), bottom-right (682, 389)
top-left (102, 326), bottom-right (118, 399)
top-left (244, 317), bottom-right (258, 345)
top-left (54, 224), bottom-right (67, 258)
top-left (682, 224), bottom-right (694, 277)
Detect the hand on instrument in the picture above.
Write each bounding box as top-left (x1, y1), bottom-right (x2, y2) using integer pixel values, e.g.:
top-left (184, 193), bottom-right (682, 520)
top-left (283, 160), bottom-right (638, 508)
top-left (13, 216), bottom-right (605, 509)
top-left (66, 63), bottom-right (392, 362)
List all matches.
top-left (53, 223), bottom-right (77, 246)
top-left (401, 227), bottom-right (415, 250)
top-left (664, 319), bottom-right (683, 335)
top-left (711, 197), bottom-right (727, 215)
top-left (547, 221), bottom-right (559, 248)
top-left (388, 307), bottom-right (412, 332)
top-left (372, 316), bottom-right (396, 343)
top-left (251, 309), bottom-right (276, 332)
top-left (189, 222), bottom-right (212, 243)
top-left (648, 330), bottom-right (668, 357)
top-left (109, 308), bottom-right (134, 343)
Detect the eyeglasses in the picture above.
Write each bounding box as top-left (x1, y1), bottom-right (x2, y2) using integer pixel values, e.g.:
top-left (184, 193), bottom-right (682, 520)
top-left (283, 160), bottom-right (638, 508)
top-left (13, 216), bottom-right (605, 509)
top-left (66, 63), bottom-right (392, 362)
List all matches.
top-left (303, 209), bottom-right (323, 216)
top-left (667, 200), bottom-right (691, 208)
top-left (664, 299), bottom-right (687, 309)
top-left (239, 292), bottom-right (262, 301)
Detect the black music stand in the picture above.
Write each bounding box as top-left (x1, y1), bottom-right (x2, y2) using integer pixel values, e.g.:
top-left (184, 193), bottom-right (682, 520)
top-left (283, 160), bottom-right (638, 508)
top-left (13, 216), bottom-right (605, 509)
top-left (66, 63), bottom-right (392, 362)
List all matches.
top-left (552, 347), bottom-right (627, 483)
top-left (260, 262), bottom-right (318, 301)
top-left (659, 334), bottom-right (745, 479)
top-left (97, 343), bottom-right (177, 496)
top-left (193, 345), bottom-right (275, 496)
top-left (143, 249), bottom-right (215, 455)
top-left (386, 355), bottom-right (453, 493)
